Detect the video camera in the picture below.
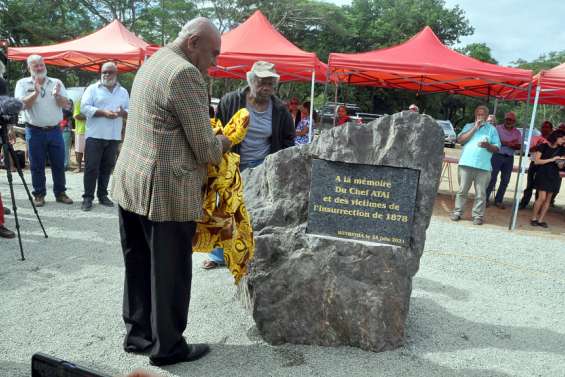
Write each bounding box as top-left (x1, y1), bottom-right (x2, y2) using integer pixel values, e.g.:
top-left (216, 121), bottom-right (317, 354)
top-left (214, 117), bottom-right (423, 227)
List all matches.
top-left (32, 353), bottom-right (111, 377)
top-left (0, 95), bottom-right (23, 127)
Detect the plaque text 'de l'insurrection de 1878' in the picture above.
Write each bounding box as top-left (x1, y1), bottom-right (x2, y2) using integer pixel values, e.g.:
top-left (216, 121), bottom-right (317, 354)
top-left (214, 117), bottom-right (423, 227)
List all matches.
top-left (306, 159), bottom-right (420, 247)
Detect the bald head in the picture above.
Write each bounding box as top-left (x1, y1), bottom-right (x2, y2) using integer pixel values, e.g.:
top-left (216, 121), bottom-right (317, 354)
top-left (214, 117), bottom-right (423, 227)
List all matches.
top-left (101, 61), bottom-right (118, 72)
top-left (177, 17), bottom-right (220, 44)
top-left (176, 17), bottom-right (221, 76)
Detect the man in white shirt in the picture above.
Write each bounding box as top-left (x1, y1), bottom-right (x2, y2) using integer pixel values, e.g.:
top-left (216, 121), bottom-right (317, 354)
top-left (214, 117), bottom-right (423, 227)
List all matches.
top-left (15, 54), bottom-right (73, 207)
top-left (80, 62), bottom-right (129, 211)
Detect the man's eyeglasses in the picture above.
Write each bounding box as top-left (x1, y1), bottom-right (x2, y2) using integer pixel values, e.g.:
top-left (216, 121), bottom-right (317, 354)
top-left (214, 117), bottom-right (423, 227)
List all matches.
top-left (101, 70), bottom-right (117, 75)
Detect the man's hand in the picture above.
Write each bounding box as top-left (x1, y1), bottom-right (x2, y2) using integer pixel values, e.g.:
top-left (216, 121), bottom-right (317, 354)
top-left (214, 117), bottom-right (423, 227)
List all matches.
top-left (104, 110), bottom-right (119, 119)
top-left (478, 141), bottom-right (490, 149)
top-left (216, 134), bottom-right (232, 153)
top-left (52, 82), bottom-right (62, 97)
top-left (33, 79), bottom-right (42, 95)
top-left (116, 106), bottom-right (127, 118)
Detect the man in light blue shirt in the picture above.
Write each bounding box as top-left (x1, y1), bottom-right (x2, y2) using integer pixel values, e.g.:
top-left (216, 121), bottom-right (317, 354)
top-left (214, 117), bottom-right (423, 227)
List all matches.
top-left (80, 62), bottom-right (129, 211)
top-left (451, 105), bottom-right (500, 225)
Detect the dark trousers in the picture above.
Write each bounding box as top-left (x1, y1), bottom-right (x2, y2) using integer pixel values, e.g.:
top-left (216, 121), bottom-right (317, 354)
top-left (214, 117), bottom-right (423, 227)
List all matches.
top-left (0, 193), bottom-right (4, 226)
top-left (520, 162), bottom-right (538, 207)
top-left (83, 138), bottom-right (120, 200)
top-left (119, 206), bottom-right (196, 359)
top-left (25, 126), bottom-right (66, 197)
top-left (486, 153), bottom-right (514, 204)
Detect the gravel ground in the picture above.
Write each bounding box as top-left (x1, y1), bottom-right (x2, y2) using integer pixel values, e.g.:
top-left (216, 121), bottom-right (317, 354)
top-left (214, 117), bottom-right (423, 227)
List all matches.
top-left (1, 170), bottom-right (564, 377)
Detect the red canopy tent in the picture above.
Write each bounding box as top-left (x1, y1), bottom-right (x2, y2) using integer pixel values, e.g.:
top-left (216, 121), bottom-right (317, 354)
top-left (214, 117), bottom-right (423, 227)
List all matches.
top-left (8, 20), bottom-right (159, 72)
top-left (328, 26), bottom-right (532, 98)
top-left (501, 63), bottom-right (565, 105)
top-left (209, 10), bottom-right (327, 83)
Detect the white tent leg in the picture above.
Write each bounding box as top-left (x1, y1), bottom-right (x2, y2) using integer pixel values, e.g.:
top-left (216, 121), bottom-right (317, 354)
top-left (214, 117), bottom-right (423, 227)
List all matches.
top-left (308, 70), bottom-right (315, 143)
top-left (493, 98), bottom-right (498, 116)
top-left (510, 84), bottom-right (541, 231)
top-left (332, 83), bottom-right (339, 126)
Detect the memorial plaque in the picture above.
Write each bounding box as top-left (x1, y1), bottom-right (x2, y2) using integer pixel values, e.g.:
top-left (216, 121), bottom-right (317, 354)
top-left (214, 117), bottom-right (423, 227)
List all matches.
top-left (306, 159), bottom-right (420, 247)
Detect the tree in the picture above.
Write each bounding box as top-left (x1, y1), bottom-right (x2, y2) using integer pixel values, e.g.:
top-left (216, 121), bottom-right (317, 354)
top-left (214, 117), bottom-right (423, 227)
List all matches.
top-left (457, 42), bottom-right (497, 64)
top-left (512, 50), bottom-right (565, 73)
top-left (511, 50), bottom-right (565, 127)
top-left (346, 0), bottom-right (473, 52)
top-left (0, 0), bottom-right (93, 46)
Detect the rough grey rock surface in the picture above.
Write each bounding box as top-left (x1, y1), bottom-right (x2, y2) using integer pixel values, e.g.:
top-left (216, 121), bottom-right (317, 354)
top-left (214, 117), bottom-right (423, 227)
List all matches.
top-left (242, 111), bottom-right (444, 352)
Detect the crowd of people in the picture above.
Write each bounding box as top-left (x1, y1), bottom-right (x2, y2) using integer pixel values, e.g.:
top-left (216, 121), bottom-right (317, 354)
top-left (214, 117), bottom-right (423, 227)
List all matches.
top-left (0, 16), bottom-right (299, 369)
top-left (450, 105), bottom-right (565, 227)
top-left (1, 16), bottom-right (565, 376)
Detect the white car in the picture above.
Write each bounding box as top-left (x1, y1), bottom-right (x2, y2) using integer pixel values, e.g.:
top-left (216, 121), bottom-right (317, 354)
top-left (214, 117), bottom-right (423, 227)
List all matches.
top-left (437, 120), bottom-right (457, 148)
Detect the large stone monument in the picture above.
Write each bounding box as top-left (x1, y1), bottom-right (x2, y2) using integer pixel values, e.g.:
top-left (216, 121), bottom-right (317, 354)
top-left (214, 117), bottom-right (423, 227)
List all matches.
top-left (242, 111), bottom-right (443, 352)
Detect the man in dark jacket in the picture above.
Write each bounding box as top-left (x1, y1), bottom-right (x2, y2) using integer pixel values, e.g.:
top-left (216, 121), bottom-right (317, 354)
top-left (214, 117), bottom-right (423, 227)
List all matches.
top-left (202, 60), bottom-right (295, 269)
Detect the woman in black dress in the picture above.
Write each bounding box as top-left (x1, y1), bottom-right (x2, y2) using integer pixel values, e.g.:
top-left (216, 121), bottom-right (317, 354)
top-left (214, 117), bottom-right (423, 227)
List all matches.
top-left (531, 129), bottom-right (565, 228)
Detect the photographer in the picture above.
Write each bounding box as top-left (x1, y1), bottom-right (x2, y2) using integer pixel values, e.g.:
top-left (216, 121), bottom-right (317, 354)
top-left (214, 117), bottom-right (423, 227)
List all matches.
top-left (0, 61), bottom-right (15, 239)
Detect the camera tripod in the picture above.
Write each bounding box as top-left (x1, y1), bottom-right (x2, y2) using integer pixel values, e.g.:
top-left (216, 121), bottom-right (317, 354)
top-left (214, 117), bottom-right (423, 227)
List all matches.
top-left (1, 119), bottom-right (48, 260)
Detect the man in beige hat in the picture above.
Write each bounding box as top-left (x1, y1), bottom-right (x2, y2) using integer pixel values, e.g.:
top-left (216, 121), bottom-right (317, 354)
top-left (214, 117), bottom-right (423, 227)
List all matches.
top-left (202, 60), bottom-right (295, 269)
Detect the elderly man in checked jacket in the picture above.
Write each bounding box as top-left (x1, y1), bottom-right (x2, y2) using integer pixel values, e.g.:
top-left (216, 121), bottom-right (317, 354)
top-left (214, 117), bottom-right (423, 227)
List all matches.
top-left (111, 17), bottom-right (231, 367)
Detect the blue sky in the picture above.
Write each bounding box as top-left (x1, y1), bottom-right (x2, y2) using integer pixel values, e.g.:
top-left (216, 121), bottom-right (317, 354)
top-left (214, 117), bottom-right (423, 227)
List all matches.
top-left (327, 0), bottom-right (565, 66)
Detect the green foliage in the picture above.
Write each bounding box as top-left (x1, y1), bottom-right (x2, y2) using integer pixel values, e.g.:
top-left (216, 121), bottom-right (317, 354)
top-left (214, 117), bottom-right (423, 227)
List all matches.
top-left (457, 42), bottom-right (497, 64)
top-left (2, 0), bottom-right (518, 128)
top-left (346, 0), bottom-right (473, 52)
top-left (508, 51), bottom-right (565, 128)
top-left (0, 0), bottom-right (94, 46)
top-left (512, 51), bottom-right (565, 74)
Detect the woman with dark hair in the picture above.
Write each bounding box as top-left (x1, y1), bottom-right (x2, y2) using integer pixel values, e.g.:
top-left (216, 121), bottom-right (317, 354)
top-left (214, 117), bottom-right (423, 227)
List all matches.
top-left (530, 129), bottom-right (565, 228)
top-left (519, 120), bottom-right (553, 209)
top-left (288, 97), bottom-right (301, 128)
top-left (294, 101), bottom-right (311, 144)
top-left (336, 105), bottom-right (350, 126)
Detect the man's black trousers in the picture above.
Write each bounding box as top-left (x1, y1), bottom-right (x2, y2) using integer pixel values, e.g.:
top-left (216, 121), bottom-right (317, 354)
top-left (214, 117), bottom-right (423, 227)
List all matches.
top-left (83, 138), bottom-right (120, 200)
top-left (119, 206), bottom-right (196, 360)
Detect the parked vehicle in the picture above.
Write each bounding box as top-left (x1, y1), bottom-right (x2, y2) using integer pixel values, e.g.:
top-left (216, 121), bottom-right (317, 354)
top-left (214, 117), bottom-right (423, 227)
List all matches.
top-left (437, 120), bottom-right (457, 147)
top-left (355, 112), bottom-right (384, 124)
top-left (516, 127), bottom-right (541, 143)
top-left (516, 127), bottom-right (542, 154)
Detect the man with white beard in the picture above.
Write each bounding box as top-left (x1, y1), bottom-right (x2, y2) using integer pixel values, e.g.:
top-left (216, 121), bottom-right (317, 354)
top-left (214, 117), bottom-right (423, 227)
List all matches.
top-left (15, 54), bottom-right (73, 207)
top-left (80, 62), bottom-right (129, 211)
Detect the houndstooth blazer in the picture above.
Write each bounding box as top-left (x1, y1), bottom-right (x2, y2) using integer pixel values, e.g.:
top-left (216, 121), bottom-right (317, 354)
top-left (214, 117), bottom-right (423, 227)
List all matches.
top-left (111, 41), bottom-right (223, 222)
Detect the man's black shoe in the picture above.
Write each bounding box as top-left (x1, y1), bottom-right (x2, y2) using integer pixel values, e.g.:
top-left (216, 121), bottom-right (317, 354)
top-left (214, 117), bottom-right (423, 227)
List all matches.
top-left (0, 225), bottom-right (16, 239)
top-left (3, 207), bottom-right (10, 215)
top-left (98, 196), bottom-right (114, 207)
top-left (124, 343), bottom-right (153, 355)
top-left (81, 198), bottom-right (93, 212)
top-left (149, 343), bottom-right (210, 366)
